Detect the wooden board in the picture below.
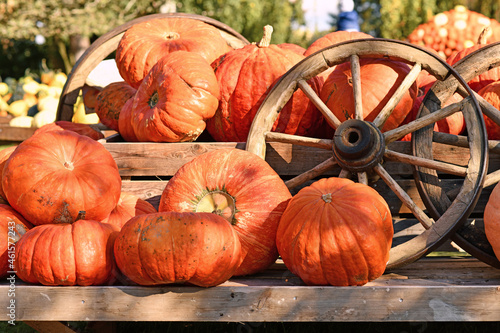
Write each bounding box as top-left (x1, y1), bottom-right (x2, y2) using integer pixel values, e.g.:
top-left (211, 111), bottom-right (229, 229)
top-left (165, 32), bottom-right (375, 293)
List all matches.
top-left (2, 258), bottom-right (499, 322)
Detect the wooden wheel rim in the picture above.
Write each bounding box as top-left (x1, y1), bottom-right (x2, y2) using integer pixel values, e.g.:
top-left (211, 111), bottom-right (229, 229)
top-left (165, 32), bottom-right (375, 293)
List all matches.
top-left (56, 12), bottom-right (250, 122)
top-left (245, 38), bottom-right (487, 270)
top-left (414, 41), bottom-right (500, 268)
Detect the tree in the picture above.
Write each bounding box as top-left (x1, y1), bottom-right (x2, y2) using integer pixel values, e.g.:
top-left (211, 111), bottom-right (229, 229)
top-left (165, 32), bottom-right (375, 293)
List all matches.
top-left (0, 0), bottom-right (305, 78)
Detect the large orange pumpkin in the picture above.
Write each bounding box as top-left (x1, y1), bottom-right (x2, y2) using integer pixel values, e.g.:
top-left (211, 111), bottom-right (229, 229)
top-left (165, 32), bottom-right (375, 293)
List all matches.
top-left (102, 192), bottom-right (157, 229)
top-left (483, 181), bottom-right (500, 260)
top-left (159, 148), bottom-right (291, 276)
top-left (0, 146), bottom-right (16, 202)
top-left (2, 130), bottom-right (121, 225)
top-left (206, 25), bottom-right (323, 142)
top-left (15, 217), bottom-right (119, 286)
top-left (276, 177), bottom-right (393, 286)
top-left (320, 58), bottom-right (418, 132)
top-left (130, 51), bottom-right (220, 142)
top-left (115, 17), bottom-right (233, 89)
top-left (0, 204), bottom-right (32, 278)
top-left (114, 211), bottom-right (242, 287)
top-left (95, 81), bottom-right (137, 131)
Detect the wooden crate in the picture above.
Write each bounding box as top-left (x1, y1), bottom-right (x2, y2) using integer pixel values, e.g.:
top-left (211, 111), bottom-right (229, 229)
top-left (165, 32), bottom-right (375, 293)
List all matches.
top-left (1, 139), bottom-right (500, 329)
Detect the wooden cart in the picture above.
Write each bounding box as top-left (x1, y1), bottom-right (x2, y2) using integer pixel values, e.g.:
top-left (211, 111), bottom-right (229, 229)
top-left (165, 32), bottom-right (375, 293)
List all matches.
top-left (4, 12), bottom-right (500, 332)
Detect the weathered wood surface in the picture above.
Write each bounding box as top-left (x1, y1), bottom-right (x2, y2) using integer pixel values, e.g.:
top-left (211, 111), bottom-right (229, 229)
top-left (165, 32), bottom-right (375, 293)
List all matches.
top-left (2, 258), bottom-right (499, 322)
top-left (0, 125), bottom-right (36, 142)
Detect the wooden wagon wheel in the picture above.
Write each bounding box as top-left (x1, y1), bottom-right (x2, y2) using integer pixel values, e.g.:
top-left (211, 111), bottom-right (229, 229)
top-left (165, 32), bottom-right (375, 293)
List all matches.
top-left (414, 41), bottom-right (500, 268)
top-left (56, 12), bottom-right (250, 122)
top-left (245, 38), bottom-right (488, 270)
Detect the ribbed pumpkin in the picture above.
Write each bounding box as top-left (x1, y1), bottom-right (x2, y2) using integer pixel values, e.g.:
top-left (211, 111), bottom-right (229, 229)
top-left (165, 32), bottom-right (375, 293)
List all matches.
top-left (446, 27), bottom-right (500, 92)
top-left (33, 121), bottom-right (105, 140)
top-left (483, 181), bottom-right (500, 260)
top-left (206, 25), bottom-right (323, 142)
top-left (101, 192), bottom-right (157, 229)
top-left (320, 57), bottom-right (418, 132)
top-left (0, 204), bottom-right (32, 278)
top-left (130, 51), bottom-right (220, 142)
top-left (15, 215), bottom-right (119, 286)
top-left (95, 81), bottom-right (137, 131)
top-left (117, 97), bottom-right (139, 142)
top-left (114, 212), bottom-right (242, 287)
top-left (478, 81), bottom-right (500, 139)
top-left (0, 146), bottom-right (16, 202)
top-left (2, 130), bottom-right (121, 225)
top-left (276, 177), bottom-right (393, 286)
top-left (159, 148), bottom-right (291, 276)
top-left (115, 17), bottom-right (232, 89)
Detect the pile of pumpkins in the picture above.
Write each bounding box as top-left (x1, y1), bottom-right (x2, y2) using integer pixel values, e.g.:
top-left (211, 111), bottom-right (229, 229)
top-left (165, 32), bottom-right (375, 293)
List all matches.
top-left (2, 9), bottom-right (500, 288)
top-left (0, 70), bottom-right (99, 128)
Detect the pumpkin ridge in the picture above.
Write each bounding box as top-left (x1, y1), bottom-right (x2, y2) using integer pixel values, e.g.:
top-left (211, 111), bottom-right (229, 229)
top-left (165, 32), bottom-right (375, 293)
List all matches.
top-left (136, 216), bottom-right (160, 283)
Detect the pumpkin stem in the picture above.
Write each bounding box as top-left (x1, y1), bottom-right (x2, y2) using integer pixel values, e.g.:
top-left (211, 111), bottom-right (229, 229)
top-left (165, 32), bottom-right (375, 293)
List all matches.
top-left (76, 211), bottom-right (86, 221)
top-left (322, 193), bottom-right (333, 203)
top-left (164, 31), bottom-right (180, 40)
top-left (477, 26), bottom-right (490, 45)
top-left (257, 25), bottom-right (273, 48)
top-left (64, 161), bottom-right (74, 170)
top-left (148, 91), bottom-right (159, 108)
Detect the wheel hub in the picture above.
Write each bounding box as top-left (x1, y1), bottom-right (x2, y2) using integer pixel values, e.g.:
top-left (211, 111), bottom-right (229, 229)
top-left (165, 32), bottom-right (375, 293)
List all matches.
top-left (332, 119), bottom-right (385, 172)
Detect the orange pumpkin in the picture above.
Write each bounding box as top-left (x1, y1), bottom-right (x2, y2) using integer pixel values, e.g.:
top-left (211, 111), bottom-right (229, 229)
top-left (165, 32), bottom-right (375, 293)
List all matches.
top-left (0, 204), bottom-right (32, 278)
top-left (115, 17), bottom-right (232, 89)
top-left (130, 51), bottom-right (220, 142)
top-left (117, 97), bottom-right (139, 142)
top-left (15, 217), bottom-right (119, 285)
top-left (276, 177), bottom-right (393, 286)
top-left (478, 81), bottom-right (500, 139)
top-left (102, 192), bottom-right (157, 229)
top-left (114, 211), bottom-right (242, 287)
top-left (95, 81), bottom-right (137, 131)
top-left (2, 130), bottom-right (121, 225)
top-left (159, 148), bottom-right (291, 276)
top-left (33, 121), bottom-right (105, 140)
top-left (484, 181), bottom-right (500, 260)
top-left (320, 58), bottom-right (418, 132)
top-left (0, 146), bottom-right (16, 201)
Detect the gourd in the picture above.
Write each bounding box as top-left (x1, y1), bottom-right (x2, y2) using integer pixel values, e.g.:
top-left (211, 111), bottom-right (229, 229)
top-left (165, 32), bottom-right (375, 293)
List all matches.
top-left (101, 192), bottom-right (157, 229)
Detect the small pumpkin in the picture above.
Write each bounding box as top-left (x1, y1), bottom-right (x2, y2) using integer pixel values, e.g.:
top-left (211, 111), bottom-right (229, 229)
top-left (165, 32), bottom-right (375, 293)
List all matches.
top-left (95, 81), bottom-right (137, 131)
top-left (114, 211), bottom-right (242, 287)
top-left (477, 81), bottom-right (500, 140)
top-left (115, 17), bottom-right (232, 89)
top-left (159, 148), bottom-right (291, 276)
top-left (15, 213), bottom-right (119, 286)
top-left (102, 192), bottom-right (157, 229)
top-left (0, 204), bottom-right (32, 278)
top-left (276, 177), bottom-right (393, 286)
top-left (2, 130), bottom-right (121, 225)
top-left (117, 97), bottom-right (139, 142)
top-left (304, 30), bottom-right (373, 57)
top-left (130, 51), bottom-right (220, 142)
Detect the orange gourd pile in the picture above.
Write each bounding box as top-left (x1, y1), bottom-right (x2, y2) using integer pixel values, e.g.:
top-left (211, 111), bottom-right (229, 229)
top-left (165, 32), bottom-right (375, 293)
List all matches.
top-left (407, 5), bottom-right (500, 58)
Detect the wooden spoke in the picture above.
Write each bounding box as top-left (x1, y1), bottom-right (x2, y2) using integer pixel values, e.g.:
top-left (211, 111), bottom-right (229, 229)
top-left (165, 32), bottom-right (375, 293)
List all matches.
top-left (484, 169), bottom-right (500, 188)
top-left (373, 63), bottom-right (422, 129)
top-left (374, 163), bottom-right (434, 229)
top-left (298, 79), bottom-right (342, 129)
top-left (384, 96), bottom-right (471, 143)
top-left (339, 168), bottom-right (350, 178)
top-left (384, 149), bottom-right (468, 177)
top-left (350, 55), bottom-right (363, 120)
top-left (474, 92), bottom-right (500, 126)
top-left (433, 131), bottom-right (500, 154)
top-left (284, 157), bottom-right (337, 189)
top-left (265, 132), bottom-right (333, 150)
top-left (358, 172), bottom-right (368, 185)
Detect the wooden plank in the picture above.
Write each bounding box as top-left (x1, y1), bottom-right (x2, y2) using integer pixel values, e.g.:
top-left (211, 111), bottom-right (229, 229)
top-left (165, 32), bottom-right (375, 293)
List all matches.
top-left (0, 125), bottom-right (36, 142)
top-left (23, 321), bottom-right (78, 333)
top-left (3, 258), bottom-right (499, 322)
